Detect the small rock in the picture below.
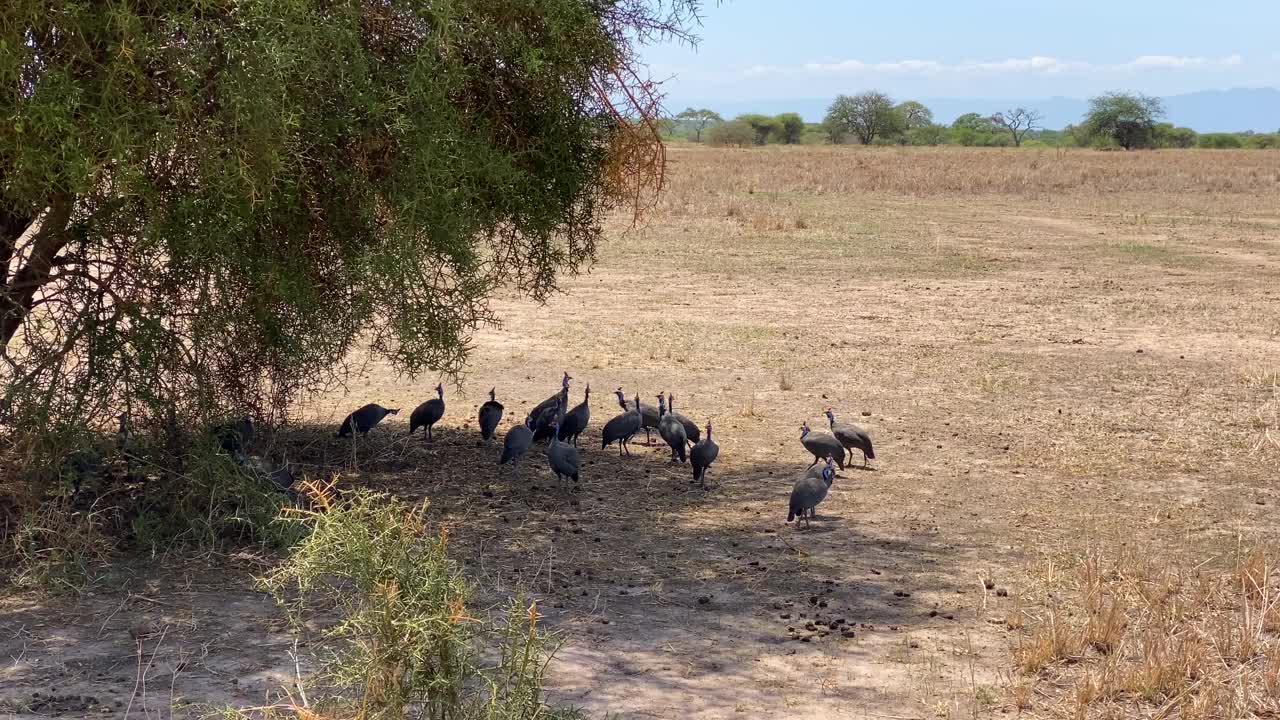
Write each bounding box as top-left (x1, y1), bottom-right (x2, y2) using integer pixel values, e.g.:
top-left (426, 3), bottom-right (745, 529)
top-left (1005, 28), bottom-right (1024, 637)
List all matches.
top-left (996, 588), bottom-right (1009, 597)
top-left (697, 596), bottom-right (711, 605)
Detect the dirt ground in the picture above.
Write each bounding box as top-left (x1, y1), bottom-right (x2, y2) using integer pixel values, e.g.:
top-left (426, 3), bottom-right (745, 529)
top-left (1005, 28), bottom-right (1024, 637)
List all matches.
top-left (3, 146), bottom-right (1279, 719)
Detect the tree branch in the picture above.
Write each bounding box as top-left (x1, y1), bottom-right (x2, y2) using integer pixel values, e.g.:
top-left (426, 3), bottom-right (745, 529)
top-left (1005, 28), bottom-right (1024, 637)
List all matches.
top-left (1, 195), bottom-right (75, 348)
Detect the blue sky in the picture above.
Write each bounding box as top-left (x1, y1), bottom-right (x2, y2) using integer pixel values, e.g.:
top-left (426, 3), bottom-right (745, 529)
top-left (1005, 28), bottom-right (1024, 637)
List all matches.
top-left (642, 0), bottom-right (1280, 106)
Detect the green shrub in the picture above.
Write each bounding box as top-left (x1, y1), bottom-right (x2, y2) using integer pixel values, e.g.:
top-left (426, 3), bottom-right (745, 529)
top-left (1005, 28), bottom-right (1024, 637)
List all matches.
top-left (1198, 133), bottom-right (1244, 149)
top-left (707, 121), bottom-right (757, 147)
top-left (128, 447), bottom-right (302, 552)
top-left (259, 490), bottom-right (569, 720)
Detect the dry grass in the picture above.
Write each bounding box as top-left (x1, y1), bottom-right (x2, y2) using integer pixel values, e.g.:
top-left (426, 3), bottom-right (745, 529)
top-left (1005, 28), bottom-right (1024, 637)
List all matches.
top-left (664, 145), bottom-right (1280, 200)
top-left (1010, 542), bottom-right (1280, 718)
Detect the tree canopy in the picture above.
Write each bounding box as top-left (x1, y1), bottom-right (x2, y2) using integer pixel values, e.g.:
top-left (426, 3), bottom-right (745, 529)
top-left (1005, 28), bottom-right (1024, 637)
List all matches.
top-left (776, 113), bottom-right (805, 144)
top-left (1083, 92), bottom-right (1166, 149)
top-left (674, 108), bottom-right (723, 142)
top-left (1, 0), bottom-right (700, 446)
top-left (824, 92), bottom-right (902, 145)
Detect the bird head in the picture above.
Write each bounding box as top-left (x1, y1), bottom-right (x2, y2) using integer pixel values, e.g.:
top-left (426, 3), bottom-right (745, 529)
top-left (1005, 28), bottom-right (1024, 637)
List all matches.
top-left (705, 422), bottom-right (713, 438)
top-left (562, 372), bottom-right (572, 389)
top-left (489, 387), bottom-right (496, 401)
top-left (800, 422), bottom-right (810, 438)
top-left (584, 384), bottom-right (591, 398)
top-left (824, 408), bottom-right (835, 423)
top-left (435, 383), bottom-right (444, 398)
top-left (387, 408), bottom-right (401, 415)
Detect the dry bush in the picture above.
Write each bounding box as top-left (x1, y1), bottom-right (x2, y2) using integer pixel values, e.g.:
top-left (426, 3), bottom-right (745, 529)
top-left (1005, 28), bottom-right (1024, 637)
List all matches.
top-left (1009, 542), bottom-right (1280, 718)
top-left (3, 497), bottom-right (111, 592)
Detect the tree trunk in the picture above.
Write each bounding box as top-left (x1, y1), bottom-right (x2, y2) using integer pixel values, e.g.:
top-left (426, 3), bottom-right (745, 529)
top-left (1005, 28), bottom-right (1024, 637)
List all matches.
top-left (1, 196), bottom-right (74, 348)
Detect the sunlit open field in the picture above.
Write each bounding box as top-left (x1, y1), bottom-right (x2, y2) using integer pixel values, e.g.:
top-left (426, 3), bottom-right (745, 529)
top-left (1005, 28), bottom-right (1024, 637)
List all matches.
top-left (4, 146), bottom-right (1279, 719)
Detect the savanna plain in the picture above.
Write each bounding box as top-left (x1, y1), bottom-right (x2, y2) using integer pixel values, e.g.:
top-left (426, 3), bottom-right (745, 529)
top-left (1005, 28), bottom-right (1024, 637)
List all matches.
top-left (3, 145), bottom-right (1279, 719)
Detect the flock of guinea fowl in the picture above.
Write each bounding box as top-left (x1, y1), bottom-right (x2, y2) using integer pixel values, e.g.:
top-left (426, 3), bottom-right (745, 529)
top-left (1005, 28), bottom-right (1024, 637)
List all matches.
top-left (334, 372), bottom-right (877, 528)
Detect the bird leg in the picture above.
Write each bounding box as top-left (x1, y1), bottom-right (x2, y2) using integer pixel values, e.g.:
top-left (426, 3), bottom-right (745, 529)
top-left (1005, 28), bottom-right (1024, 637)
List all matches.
top-left (808, 457), bottom-right (819, 469)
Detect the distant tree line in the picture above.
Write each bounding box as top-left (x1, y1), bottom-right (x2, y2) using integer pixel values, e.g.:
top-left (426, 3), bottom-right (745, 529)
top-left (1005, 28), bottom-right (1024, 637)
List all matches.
top-left (664, 92), bottom-right (1280, 150)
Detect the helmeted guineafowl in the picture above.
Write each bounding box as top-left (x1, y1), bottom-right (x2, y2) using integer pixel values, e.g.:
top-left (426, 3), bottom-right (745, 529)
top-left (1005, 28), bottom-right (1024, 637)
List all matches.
top-left (213, 416), bottom-right (255, 456)
top-left (531, 397), bottom-right (562, 443)
top-left (478, 388), bottom-right (504, 442)
top-left (528, 372), bottom-right (571, 427)
top-left (337, 404), bottom-right (400, 437)
top-left (614, 389), bottom-right (658, 444)
top-left (545, 421), bottom-right (581, 485)
top-left (666, 392), bottom-right (700, 445)
top-left (602, 391), bottom-right (643, 456)
top-left (558, 384), bottom-right (591, 447)
top-left (690, 422), bottom-right (719, 486)
top-left (657, 396), bottom-right (687, 463)
top-left (409, 384), bottom-right (446, 440)
top-left (788, 456), bottom-right (837, 529)
top-left (500, 418), bottom-right (535, 480)
top-left (800, 421), bottom-right (846, 470)
top-left (824, 408), bottom-right (875, 467)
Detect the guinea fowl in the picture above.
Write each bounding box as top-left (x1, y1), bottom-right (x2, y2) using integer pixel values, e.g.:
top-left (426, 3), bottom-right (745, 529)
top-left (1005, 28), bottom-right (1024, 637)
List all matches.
top-left (824, 408), bottom-right (875, 467)
top-left (545, 421), bottom-right (581, 485)
top-left (409, 383), bottom-right (446, 440)
top-left (602, 392), bottom-right (643, 456)
top-left (213, 416), bottom-right (255, 457)
top-left (557, 384), bottom-right (591, 447)
top-left (690, 422), bottom-right (719, 486)
top-left (337, 404), bottom-right (400, 437)
top-left (800, 421), bottom-right (846, 470)
top-left (478, 388), bottom-right (504, 442)
top-left (614, 389), bottom-right (658, 444)
top-left (499, 418), bottom-right (535, 480)
top-left (788, 456), bottom-right (837, 529)
top-left (531, 398), bottom-right (562, 443)
top-left (527, 372), bottom-right (571, 427)
top-left (665, 393), bottom-right (700, 445)
top-left (657, 397), bottom-right (688, 463)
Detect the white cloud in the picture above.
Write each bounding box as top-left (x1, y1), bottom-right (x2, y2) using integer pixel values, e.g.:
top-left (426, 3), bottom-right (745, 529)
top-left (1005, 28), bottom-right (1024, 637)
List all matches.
top-left (1132, 54), bottom-right (1242, 68)
top-left (777, 54), bottom-right (1245, 77)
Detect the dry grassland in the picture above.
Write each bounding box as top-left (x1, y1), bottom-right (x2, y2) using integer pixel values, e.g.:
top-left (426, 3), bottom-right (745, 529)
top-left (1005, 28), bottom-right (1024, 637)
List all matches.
top-left (3, 146), bottom-right (1279, 719)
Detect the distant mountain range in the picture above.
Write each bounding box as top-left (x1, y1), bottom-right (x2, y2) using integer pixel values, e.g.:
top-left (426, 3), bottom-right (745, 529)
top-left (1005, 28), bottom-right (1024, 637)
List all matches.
top-left (693, 88), bottom-right (1280, 133)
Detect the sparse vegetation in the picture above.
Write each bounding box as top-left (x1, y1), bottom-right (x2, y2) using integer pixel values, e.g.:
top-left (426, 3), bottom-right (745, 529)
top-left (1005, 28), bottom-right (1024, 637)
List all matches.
top-left (259, 489), bottom-right (568, 720)
top-left (1011, 542), bottom-right (1280, 718)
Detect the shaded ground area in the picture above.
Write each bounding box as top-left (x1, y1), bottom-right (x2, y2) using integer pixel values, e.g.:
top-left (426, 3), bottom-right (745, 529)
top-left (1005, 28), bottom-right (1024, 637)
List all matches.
top-left (3, 147), bottom-right (1280, 718)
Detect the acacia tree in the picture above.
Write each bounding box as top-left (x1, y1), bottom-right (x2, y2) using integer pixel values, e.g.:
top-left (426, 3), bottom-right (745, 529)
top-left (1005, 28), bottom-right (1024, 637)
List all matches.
top-left (991, 108), bottom-right (1044, 147)
top-left (1083, 92), bottom-right (1166, 149)
top-left (737, 114), bottom-right (780, 145)
top-left (675, 108), bottom-right (723, 142)
top-left (1, 0), bottom-right (701, 463)
top-left (775, 113), bottom-right (805, 144)
top-left (824, 92), bottom-right (901, 145)
top-left (896, 101), bottom-right (934, 131)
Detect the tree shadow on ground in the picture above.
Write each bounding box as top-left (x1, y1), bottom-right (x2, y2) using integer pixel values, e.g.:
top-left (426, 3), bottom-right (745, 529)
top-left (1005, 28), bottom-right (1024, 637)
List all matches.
top-left (0, 418), bottom-right (997, 718)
